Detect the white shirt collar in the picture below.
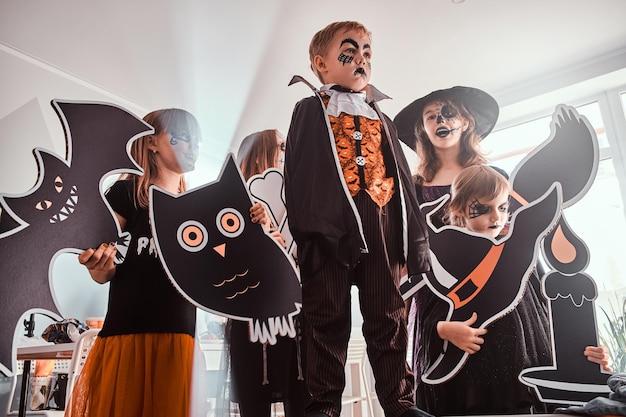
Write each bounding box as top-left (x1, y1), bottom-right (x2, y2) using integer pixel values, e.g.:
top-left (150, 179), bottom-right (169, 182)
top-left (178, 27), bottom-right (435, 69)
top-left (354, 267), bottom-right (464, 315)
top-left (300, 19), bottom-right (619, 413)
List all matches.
top-left (321, 84), bottom-right (380, 119)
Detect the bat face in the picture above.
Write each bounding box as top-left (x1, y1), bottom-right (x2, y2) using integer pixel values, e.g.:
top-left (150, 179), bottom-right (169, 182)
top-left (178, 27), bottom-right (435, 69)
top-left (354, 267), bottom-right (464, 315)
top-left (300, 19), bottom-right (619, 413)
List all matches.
top-left (3, 153), bottom-right (75, 228)
top-left (0, 101), bottom-right (153, 374)
top-left (150, 155), bottom-right (301, 325)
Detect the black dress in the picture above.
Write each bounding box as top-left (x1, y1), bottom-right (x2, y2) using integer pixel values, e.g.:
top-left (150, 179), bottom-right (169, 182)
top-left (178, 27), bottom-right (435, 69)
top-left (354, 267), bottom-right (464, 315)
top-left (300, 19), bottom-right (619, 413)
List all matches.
top-left (226, 318), bottom-right (308, 417)
top-left (412, 183), bottom-right (553, 415)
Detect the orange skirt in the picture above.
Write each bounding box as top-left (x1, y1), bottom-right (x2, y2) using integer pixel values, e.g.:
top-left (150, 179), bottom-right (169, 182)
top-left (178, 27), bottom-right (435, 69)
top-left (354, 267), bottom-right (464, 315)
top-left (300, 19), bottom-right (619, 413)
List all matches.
top-left (65, 333), bottom-right (194, 417)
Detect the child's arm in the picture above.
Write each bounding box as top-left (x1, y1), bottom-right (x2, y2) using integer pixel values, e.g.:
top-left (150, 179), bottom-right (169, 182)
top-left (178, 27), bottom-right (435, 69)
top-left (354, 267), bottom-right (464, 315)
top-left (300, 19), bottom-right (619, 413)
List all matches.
top-left (77, 211), bottom-right (125, 284)
top-left (248, 201), bottom-right (285, 246)
top-left (436, 312), bottom-right (487, 354)
top-left (584, 345), bottom-right (612, 372)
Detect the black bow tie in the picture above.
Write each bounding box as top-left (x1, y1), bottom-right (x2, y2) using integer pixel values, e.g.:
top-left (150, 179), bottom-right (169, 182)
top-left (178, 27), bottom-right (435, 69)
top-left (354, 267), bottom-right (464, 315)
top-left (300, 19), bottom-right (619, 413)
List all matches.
top-left (330, 85), bottom-right (355, 93)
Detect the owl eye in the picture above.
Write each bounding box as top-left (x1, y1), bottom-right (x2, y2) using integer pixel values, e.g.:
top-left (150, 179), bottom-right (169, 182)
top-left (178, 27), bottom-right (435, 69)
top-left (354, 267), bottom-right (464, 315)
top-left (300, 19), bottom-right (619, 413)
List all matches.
top-left (177, 220), bottom-right (208, 252)
top-left (54, 176), bottom-right (64, 193)
top-left (35, 200), bottom-right (53, 210)
top-left (216, 208), bottom-right (244, 238)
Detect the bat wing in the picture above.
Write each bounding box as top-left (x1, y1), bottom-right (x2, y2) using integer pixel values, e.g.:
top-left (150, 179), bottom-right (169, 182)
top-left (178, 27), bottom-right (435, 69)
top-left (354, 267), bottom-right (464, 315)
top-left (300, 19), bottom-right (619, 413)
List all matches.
top-left (0, 101), bottom-right (152, 374)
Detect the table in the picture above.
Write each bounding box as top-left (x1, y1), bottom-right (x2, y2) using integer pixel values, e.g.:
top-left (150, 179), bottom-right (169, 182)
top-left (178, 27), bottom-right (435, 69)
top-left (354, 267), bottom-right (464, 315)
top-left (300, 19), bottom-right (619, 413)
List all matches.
top-left (17, 343), bottom-right (75, 361)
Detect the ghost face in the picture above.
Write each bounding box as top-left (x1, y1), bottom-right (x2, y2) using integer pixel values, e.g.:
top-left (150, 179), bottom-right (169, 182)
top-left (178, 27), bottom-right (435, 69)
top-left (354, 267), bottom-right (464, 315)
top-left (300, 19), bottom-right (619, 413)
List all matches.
top-left (314, 28), bottom-right (372, 92)
top-left (465, 190), bottom-right (509, 238)
top-left (422, 101), bottom-right (469, 152)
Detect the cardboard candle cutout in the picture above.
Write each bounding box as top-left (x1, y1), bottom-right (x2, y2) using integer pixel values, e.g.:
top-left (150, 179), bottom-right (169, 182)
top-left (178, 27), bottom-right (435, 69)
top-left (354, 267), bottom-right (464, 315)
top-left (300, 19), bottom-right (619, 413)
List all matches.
top-left (420, 183), bottom-right (562, 384)
top-left (149, 155), bottom-right (301, 345)
top-left (247, 168), bottom-right (296, 256)
top-left (0, 101), bottom-right (151, 374)
top-left (513, 106), bottom-right (611, 404)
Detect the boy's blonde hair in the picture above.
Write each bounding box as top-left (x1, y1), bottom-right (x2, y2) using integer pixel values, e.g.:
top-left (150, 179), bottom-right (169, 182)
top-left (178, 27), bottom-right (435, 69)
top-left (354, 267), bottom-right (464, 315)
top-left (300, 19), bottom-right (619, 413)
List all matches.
top-left (309, 21), bottom-right (371, 83)
top-left (447, 165), bottom-right (510, 227)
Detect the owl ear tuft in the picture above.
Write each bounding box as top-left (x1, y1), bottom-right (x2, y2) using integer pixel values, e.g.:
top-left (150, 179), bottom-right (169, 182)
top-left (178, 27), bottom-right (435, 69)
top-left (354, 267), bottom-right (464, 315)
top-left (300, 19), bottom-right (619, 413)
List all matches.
top-left (219, 153), bottom-right (246, 188)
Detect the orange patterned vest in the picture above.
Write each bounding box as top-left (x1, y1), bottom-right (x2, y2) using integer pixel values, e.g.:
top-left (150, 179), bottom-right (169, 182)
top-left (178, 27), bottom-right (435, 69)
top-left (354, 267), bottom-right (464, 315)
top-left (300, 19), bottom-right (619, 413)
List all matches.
top-left (322, 94), bottom-right (395, 208)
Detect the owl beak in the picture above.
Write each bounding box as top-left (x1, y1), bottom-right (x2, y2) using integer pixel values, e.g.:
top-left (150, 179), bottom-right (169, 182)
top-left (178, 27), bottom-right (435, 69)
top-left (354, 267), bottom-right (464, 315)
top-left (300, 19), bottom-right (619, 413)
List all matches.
top-left (213, 243), bottom-right (226, 257)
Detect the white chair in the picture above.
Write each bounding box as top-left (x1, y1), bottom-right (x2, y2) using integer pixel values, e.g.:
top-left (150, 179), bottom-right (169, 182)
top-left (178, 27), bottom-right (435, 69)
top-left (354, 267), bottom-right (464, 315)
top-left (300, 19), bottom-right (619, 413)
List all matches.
top-left (65, 328), bottom-right (100, 405)
top-left (8, 329), bottom-right (99, 416)
top-left (341, 337), bottom-right (374, 417)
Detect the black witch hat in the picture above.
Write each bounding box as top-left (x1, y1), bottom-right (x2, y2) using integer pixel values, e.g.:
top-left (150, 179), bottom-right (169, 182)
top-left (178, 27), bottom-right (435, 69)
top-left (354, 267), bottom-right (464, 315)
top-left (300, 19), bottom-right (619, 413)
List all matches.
top-left (394, 86), bottom-right (499, 150)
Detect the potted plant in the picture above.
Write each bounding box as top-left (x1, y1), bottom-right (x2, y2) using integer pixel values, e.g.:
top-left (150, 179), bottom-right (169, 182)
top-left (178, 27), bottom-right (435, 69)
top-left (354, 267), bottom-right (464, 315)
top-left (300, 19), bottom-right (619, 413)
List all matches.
top-left (598, 293), bottom-right (626, 373)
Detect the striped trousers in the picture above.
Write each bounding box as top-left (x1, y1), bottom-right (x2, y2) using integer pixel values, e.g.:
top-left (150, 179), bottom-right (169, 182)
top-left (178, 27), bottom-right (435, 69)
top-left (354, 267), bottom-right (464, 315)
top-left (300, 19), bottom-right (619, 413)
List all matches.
top-left (301, 191), bottom-right (415, 417)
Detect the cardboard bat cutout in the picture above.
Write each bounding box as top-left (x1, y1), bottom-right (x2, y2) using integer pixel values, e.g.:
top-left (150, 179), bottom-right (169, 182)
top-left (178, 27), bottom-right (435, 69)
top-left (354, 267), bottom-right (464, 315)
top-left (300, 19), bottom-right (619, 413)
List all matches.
top-left (149, 155), bottom-right (301, 345)
top-left (0, 101), bottom-right (151, 375)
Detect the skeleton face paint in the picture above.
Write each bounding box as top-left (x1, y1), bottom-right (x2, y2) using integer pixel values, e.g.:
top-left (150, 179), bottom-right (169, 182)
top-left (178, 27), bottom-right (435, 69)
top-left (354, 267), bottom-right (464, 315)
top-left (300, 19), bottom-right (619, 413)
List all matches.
top-left (436, 104), bottom-right (459, 124)
top-left (423, 101), bottom-right (467, 142)
top-left (441, 104), bottom-right (457, 119)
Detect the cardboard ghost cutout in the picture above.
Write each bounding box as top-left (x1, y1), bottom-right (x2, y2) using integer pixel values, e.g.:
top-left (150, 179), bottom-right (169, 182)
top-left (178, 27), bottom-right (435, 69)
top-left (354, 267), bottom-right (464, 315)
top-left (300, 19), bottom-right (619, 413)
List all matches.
top-left (420, 183), bottom-right (562, 383)
top-left (0, 100), bottom-right (151, 374)
top-left (149, 155), bottom-right (301, 345)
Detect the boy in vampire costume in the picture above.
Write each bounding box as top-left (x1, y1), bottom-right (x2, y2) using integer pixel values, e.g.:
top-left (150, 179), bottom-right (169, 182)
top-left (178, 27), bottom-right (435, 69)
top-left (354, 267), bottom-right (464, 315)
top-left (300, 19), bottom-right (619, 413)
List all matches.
top-left (283, 21), bottom-right (431, 417)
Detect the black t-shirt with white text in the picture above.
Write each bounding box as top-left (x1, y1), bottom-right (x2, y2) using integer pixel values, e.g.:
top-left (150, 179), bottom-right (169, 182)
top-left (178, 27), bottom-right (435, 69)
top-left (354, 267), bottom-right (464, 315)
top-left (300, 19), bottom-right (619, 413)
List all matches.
top-left (98, 180), bottom-right (195, 337)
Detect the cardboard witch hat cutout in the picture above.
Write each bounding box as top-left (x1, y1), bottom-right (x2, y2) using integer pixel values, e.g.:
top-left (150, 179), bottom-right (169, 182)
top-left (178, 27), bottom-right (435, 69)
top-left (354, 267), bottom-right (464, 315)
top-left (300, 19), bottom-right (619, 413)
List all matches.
top-left (0, 101), bottom-right (151, 375)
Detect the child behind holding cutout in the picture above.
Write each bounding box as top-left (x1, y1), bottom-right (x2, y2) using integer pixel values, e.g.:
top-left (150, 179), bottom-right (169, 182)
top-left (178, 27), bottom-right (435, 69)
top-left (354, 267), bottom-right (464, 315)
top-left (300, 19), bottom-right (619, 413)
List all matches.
top-left (416, 165), bottom-right (610, 415)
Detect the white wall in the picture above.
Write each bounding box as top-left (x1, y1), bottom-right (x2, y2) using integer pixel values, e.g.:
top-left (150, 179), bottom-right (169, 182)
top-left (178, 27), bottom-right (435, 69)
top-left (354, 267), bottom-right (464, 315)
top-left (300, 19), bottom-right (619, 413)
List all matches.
top-left (0, 46), bottom-right (148, 334)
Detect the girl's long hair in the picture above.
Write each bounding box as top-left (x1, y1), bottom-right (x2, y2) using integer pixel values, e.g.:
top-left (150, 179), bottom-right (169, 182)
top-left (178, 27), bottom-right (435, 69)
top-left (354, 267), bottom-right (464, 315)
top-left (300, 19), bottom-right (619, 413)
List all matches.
top-left (121, 108), bottom-right (201, 209)
top-left (415, 99), bottom-right (487, 184)
top-left (237, 129), bottom-right (282, 181)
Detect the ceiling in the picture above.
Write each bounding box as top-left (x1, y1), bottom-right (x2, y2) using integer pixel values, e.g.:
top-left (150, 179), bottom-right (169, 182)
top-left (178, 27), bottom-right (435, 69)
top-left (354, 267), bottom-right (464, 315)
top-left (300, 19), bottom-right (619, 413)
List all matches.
top-left (1, 0), bottom-right (625, 180)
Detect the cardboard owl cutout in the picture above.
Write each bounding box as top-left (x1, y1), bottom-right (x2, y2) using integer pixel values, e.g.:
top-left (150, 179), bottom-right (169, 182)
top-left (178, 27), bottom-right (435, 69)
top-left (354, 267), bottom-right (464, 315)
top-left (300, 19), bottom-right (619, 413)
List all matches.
top-left (0, 100), bottom-right (151, 374)
top-left (149, 155), bottom-right (301, 345)
top-left (413, 105), bottom-right (611, 404)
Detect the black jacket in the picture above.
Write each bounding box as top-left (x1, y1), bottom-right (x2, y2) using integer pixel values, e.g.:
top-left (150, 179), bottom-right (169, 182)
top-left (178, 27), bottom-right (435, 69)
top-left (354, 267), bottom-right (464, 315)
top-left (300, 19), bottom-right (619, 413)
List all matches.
top-left (284, 77), bottom-right (430, 278)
